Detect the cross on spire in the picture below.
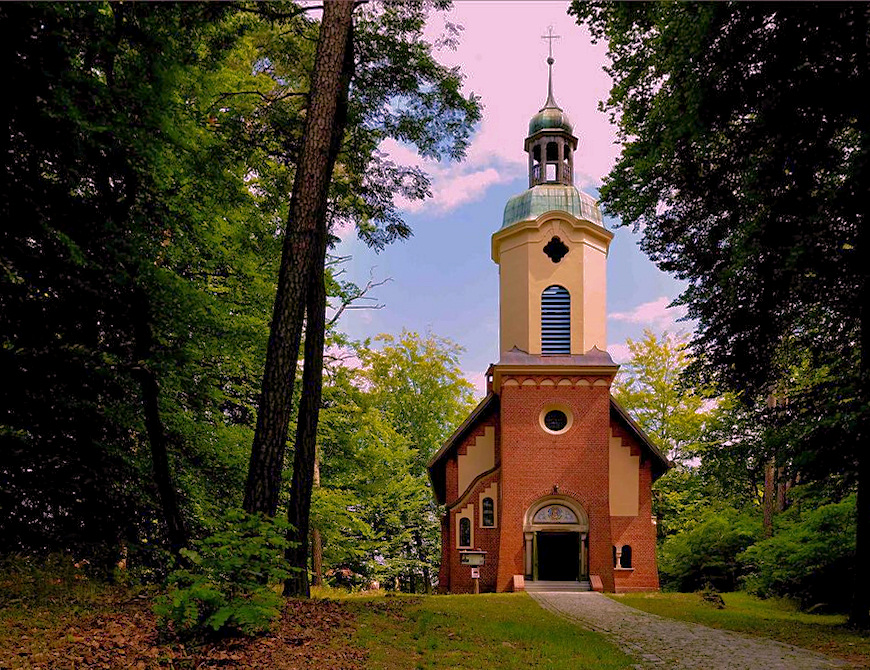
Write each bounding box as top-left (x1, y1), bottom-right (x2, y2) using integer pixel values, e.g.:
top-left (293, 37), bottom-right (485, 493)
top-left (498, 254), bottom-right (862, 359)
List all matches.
top-left (541, 25), bottom-right (561, 61)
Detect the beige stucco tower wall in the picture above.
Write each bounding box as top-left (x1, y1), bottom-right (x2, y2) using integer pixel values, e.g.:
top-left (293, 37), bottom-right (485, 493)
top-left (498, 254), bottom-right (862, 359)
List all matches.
top-left (492, 210), bottom-right (613, 355)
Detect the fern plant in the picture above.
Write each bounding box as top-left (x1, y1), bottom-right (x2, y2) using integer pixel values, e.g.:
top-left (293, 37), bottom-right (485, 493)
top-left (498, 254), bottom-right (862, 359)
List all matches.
top-left (155, 509), bottom-right (294, 637)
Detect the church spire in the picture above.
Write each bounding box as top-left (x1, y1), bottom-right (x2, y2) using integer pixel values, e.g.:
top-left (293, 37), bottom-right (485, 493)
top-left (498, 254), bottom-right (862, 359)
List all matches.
top-left (541, 26), bottom-right (561, 110)
top-left (524, 27), bottom-right (576, 188)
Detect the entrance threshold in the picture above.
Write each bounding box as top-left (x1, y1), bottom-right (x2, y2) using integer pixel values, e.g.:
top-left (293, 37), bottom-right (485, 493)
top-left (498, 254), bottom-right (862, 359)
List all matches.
top-left (524, 580), bottom-right (591, 593)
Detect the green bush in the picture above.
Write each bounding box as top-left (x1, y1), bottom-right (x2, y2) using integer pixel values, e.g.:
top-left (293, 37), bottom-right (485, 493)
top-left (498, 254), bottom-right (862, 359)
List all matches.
top-left (154, 509), bottom-right (294, 637)
top-left (659, 507), bottom-right (762, 592)
top-left (740, 496), bottom-right (855, 611)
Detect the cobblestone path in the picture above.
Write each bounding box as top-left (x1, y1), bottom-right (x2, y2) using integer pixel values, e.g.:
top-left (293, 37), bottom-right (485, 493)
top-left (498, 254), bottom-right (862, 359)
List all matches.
top-left (530, 591), bottom-right (854, 669)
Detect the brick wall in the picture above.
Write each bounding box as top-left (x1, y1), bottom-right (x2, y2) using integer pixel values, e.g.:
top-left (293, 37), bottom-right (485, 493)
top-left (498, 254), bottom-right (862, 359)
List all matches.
top-left (436, 376), bottom-right (660, 594)
top-left (495, 376), bottom-right (616, 593)
top-left (610, 425), bottom-right (660, 591)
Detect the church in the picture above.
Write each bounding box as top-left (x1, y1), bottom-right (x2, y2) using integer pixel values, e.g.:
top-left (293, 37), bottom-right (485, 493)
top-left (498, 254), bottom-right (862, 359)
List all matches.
top-left (427, 52), bottom-right (669, 594)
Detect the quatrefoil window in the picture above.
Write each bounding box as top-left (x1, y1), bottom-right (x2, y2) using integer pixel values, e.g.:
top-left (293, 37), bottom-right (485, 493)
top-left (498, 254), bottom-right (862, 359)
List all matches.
top-left (544, 236), bottom-right (569, 263)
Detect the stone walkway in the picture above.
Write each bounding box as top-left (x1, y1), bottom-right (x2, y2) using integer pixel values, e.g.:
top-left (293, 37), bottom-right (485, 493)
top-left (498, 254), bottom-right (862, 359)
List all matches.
top-left (529, 591), bottom-right (854, 669)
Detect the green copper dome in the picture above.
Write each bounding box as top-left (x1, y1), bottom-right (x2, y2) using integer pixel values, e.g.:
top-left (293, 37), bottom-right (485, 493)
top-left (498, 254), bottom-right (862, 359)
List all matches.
top-left (528, 53), bottom-right (574, 137)
top-left (528, 106), bottom-right (573, 136)
top-left (502, 184), bottom-right (603, 229)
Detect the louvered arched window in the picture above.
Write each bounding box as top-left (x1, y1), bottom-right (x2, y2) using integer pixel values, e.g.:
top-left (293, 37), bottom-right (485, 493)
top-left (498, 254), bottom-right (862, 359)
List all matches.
top-left (541, 285), bottom-right (570, 355)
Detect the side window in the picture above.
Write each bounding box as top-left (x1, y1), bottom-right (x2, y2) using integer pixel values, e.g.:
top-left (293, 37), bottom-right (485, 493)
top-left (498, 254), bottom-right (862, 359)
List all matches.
top-left (459, 517), bottom-right (471, 547)
top-left (621, 545), bottom-right (632, 569)
top-left (482, 497), bottom-right (495, 527)
top-left (612, 545), bottom-right (618, 568)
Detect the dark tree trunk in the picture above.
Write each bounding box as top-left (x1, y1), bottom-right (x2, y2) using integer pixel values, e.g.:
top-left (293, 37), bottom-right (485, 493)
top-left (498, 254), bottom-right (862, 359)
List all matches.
top-left (413, 529), bottom-right (432, 593)
top-left (762, 458), bottom-right (775, 538)
top-left (130, 287), bottom-right (186, 554)
top-left (311, 528), bottom-right (324, 587)
top-left (243, 0), bottom-right (355, 517)
top-left (849, 5), bottom-right (870, 628)
top-left (284, 266), bottom-right (327, 597)
top-left (852, 198), bottom-right (870, 626)
top-left (311, 451), bottom-right (323, 587)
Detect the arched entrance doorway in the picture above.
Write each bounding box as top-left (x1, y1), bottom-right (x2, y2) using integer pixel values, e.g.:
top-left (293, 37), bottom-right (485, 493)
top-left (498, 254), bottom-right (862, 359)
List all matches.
top-left (523, 497), bottom-right (589, 582)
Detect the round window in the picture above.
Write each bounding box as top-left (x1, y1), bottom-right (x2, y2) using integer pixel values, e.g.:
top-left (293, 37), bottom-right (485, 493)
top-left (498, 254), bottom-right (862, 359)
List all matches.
top-left (544, 410), bottom-right (568, 432)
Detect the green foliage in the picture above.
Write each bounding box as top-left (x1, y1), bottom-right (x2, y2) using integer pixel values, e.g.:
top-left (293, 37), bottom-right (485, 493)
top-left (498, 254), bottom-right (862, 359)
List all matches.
top-left (154, 510), bottom-right (293, 637)
top-left (572, 2), bottom-right (867, 397)
top-left (1, 0), bottom-right (479, 575)
top-left (613, 330), bottom-right (710, 461)
top-left (659, 507), bottom-right (762, 592)
top-left (312, 331), bottom-right (475, 591)
top-left (741, 496), bottom-right (856, 610)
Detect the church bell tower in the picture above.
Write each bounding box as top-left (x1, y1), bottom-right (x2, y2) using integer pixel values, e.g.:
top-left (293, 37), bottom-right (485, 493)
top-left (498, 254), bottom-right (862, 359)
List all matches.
top-left (491, 49), bottom-right (613, 358)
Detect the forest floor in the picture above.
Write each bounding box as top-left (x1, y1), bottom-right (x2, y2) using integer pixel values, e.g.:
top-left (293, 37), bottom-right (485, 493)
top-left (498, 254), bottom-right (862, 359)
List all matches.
top-left (4, 577), bottom-right (869, 669)
top-left (0, 580), bottom-right (632, 669)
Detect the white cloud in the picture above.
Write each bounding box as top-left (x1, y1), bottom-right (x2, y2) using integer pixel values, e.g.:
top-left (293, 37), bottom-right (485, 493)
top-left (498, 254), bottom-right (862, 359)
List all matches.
top-left (609, 296), bottom-right (688, 331)
top-left (405, 167), bottom-right (512, 214)
top-left (465, 370), bottom-right (489, 398)
top-left (607, 342), bottom-right (632, 364)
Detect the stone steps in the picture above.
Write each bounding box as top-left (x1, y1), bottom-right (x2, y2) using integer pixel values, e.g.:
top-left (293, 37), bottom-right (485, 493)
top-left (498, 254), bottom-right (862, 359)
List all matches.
top-left (524, 580), bottom-right (592, 593)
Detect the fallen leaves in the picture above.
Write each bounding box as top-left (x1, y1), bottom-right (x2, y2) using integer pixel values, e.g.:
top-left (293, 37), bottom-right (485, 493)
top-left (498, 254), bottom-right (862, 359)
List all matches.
top-left (1, 591), bottom-right (369, 669)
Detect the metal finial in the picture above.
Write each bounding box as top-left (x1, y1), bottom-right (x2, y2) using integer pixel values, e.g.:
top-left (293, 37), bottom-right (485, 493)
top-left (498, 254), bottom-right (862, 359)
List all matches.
top-left (540, 26), bottom-right (561, 109)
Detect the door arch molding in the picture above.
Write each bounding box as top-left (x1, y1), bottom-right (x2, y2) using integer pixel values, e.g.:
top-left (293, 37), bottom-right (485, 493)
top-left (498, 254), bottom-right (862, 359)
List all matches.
top-left (524, 495), bottom-right (589, 533)
top-left (523, 496), bottom-right (589, 581)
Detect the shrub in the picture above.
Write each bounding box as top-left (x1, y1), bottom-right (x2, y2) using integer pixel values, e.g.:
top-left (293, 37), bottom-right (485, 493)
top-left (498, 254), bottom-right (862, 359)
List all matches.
top-left (740, 495), bottom-right (855, 611)
top-left (154, 509), bottom-right (294, 637)
top-left (658, 506), bottom-right (761, 592)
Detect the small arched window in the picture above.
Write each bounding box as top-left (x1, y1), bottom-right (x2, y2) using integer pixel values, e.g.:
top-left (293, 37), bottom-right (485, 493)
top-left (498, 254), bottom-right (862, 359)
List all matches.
top-left (482, 497), bottom-right (495, 527)
top-left (459, 518), bottom-right (471, 547)
top-left (612, 545), bottom-right (618, 568)
top-left (621, 545), bottom-right (632, 569)
top-left (541, 285), bottom-right (570, 355)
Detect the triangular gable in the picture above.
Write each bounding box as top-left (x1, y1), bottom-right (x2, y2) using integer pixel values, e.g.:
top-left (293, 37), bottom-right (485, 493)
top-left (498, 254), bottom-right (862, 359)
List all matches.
top-left (427, 393), bottom-right (498, 504)
top-left (610, 397), bottom-right (671, 480)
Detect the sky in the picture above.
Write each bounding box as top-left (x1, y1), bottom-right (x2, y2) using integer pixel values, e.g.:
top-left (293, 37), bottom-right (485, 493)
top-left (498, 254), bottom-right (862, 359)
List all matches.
top-left (333, 1), bottom-right (688, 396)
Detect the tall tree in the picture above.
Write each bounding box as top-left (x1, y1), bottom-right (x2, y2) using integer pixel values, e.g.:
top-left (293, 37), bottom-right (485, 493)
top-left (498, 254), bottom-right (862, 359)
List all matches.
top-left (572, 2), bottom-right (870, 624)
top-left (612, 330), bottom-right (708, 462)
top-left (241, 0), bottom-right (481, 596)
top-left (359, 330), bottom-right (476, 590)
top-left (243, 0), bottom-right (355, 518)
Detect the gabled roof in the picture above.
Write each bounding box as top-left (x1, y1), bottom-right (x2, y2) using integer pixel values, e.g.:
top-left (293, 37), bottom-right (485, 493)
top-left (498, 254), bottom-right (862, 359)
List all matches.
top-left (427, 390), bottom-right (672, 505)
top-left (427, 393), bottom-right (498, 505)
top-left (610, 397), bottom-right (671, 480)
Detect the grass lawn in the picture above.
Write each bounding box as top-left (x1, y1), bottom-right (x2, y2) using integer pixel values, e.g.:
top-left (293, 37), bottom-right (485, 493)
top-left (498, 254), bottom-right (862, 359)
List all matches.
top-left (343, 591), bottom-right (634, 669)
top-left (611, 591), bottom-right (870, 668)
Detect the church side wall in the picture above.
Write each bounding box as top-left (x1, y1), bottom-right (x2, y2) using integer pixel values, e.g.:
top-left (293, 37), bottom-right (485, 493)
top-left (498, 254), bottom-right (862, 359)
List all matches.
top-left (610, 423), bottom-right (660, 592)
top-left (445, 470), bottom-right (502, 593)
top-left (437, 415), bottom-right (501, 593)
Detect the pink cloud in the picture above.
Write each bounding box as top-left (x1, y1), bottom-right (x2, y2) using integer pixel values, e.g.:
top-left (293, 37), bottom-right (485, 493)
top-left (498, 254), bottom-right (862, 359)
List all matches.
top-left (609, 296), bottom-right (688, 330)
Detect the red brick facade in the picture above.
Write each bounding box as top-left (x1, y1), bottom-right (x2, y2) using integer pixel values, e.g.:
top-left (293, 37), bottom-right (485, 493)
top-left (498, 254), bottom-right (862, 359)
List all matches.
top-left (429, 372), bottom-right (667, 594)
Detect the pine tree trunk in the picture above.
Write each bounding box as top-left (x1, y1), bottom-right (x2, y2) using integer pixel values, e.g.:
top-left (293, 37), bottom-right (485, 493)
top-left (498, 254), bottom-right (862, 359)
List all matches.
top-left (243, 0), bottom-right (355, 517)
top-left (311, 452), bottom-right (323, 587)
top-left (762, 458), bottom-right (775, 538)
top-left (311, 528), bottom-right (324, 587)
top-left (284, 266), bottom-right (327, 597)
